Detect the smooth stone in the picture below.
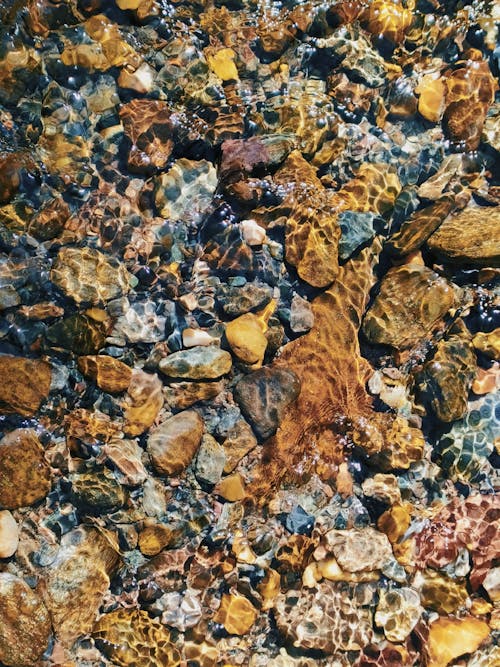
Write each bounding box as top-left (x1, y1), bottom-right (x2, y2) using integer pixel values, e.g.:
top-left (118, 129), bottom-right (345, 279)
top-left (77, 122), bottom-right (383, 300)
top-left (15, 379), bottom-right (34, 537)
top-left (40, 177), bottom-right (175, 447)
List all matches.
top-left (0, 573), bottom-right (51, 666)
top-left (159, 346), bottom-right (232, 380)
top-left (0, 510), bottom-right (19, 558)
top-left (118, 62), bottom-right (155, 92)
top-left (213, 594), bottom-right (258, 635)
top-left (213, 473), bottom-right (246, 501)
top-left (0, 429), bottom-right (51, 509)
top-left (427, 206), bottom-right (500, 267)
top-left (223, 420), bottom-right (258, 473)
top-left (195, 434), bottom-right (226, 486)
top-left (233, 366), bottom-right (301, 441)
top-left (225, 313), bottom-right (268, 365)
top-left (483, 567), bottom-right (500, 602)
top-left (425, 616), bottom-right (490, 667)
top-left (216, 282), bottom-right (273, 318)
top-left (165, 380), bottom-right (225, 410)
top-left (374, 587), bottom-right (422, 642)
top-left (71, 468), bottom-right (126, 514)
top-left (290, 294), bottom-right (314, 333)
top-left (0, 355), bottom-right (51, 416)
top-left (182, 328), bottom-right (215, 348)
top-left (241, 219), bottom-right (266, 246)
top-left (123, 369), bottom-right (164, 437)
top-left (77, 355), bottom-right (132, 393)
top-left (338, 210), bottom-right (377, 260)
top-left (147, 410), bottom-right (204, 476)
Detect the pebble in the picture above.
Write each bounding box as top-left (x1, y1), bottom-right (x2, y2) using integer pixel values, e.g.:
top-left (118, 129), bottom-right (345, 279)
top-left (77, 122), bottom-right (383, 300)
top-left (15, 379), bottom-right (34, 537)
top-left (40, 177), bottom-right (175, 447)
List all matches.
top-left (159, 346), bottom-right (232, 380)
top-left (241, 219), bottom-right (266, 246)
top-left (182, 328), bottom-right (216, 348)
top-left (0, 355), bottom-right (51, 416)
top-left (214, 473), bottom-right (246, 502)
top-left (195, 434), bottom-right (226, 486)
top-left (0, 429), bottom-right (51, 509)
top-left (77, 355), bottom-right (132, 393)
top-left (0, 510), bottom-right (19, 558)
top-left (225, 313), bottom-right (269, 365)
top-left (290, 294), bottom-right (314, 333)
top-left (222, 420), bottom-right (257, 473)
top-left (214, 594), bottom-right (258, 635)
top-left (147, 410), bottom-right (204, 476)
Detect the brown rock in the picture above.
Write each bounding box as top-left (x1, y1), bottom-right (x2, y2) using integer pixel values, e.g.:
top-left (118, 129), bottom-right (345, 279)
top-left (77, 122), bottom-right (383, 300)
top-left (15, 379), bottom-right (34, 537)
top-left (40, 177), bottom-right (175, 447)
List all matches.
top-left (223, 420), bottom-right (257, 473)
top-left (78, 355), bottom-right (132, 393)
top-left (225, 313), bottom-right (268, 365)
top-left (123, 369), bottom-right (164, 437)
top-left (213, 473), bottom-right (246, 502)
top-left (0, 573), bottom-right (51, 666)
top-left (0, 429), bottom-right (51, 509)
top-left (424, 616), bottom-right (490, 667)
top-left (27, 197), bottom-right (69, 241)
top-left (0, 355), bottom-right (51, 416)
top-left (213, 593), bottom-right (258, 635)
top-left (138, 523), bottom-right (179, 556)
top-left (147, 410), bottom-right (204, 476)
top-left (165, 380), bottom-right (224, 410)
top-left (427, 206), bottom-right (500, 267)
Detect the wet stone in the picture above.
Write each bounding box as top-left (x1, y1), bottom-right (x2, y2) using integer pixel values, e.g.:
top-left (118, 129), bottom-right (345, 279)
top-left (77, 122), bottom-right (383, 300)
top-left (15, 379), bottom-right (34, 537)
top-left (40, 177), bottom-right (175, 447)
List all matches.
top-left (0, 355), bottom-right (51, 416)
top-left (290, 294), bottom-right (314, 333)
top-left (0, 429), bottom-right (51, 509)
top-left (71, 467), bottom-right (126, 514)
top-left (216, 282), bottom-right (273, 318)
top-left (195, 433), bottom-right (226, 486)
top-left (147, 410), bottom-right (204, 476)
top-left (214, 593), bottom-right (258, 635)
top-left (374, 587), bottom-right (422, 642)
top-left (159, 346), bottom-right (232, 380)
top-left (78, 355), bottom-right (132, 393)
top-left (0, 510), bottom-right (19, 558)
top-left (233, 366), bottom-right (301, 441)
top-left (0, 573), bottom-right (51, 667)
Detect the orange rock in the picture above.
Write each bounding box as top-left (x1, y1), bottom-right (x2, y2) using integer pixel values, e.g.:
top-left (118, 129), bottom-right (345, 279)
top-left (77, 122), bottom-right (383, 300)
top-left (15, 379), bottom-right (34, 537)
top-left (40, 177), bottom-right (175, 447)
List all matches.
top-left (214, 473), bottom-right (246, 502)
top-left (78, 355), bottom-right (132, 393)
top-left (214, 593), bottom-right (258, 635)
top-left (0, 429), bottom-right (51, 509)
top-left (147, 410), bottom-right (204, 476)
top-left (378, 503), bottom-right (411, 543)
top-left (138, 524), bottom-right (179, 556)
top-left (258, 569), bottom-right (281, 610)
top-left (0, 355), bottom-right (51, 416)
top-left (123, 369), bottom-right (164, 437)
top-left (425, 616), bottom-right (490, 667)
top-left (362, 0), bottom-right (413, 43)
top-left (415, 74), bottom-right (446, 123)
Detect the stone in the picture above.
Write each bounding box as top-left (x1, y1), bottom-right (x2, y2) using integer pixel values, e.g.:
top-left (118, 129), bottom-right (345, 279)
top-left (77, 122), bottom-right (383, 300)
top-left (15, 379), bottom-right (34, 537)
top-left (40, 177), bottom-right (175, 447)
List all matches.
top-left (362, 264), bottom-right (456, 350)
top-left (225, 308), bottom-right (271, 366)
top-left (216, 282), bottom-right (272, 318)
top-left (51, 247), bottom-right (130, 305)
top-left (165, 380), bottom-right (224, 410)
top-left (473, 329), bottom-right (500, 359)
top-left (93, 609), bottom-right (181, 666)
top-left (159, 346), bottom-right (232, 380)
top-left (0, 573), bottom-right (51, 667)
top-left (233, 366), bottom-right (301, 441)
top-left (213, 594), bottom-right (258, 635)
top-left (0, 510), bottom-right (18, 558)
top-left (290, 294), bottom-right (314, 333)
top-left (223, 420), bottom-right (258, 473)
top-left (117, 62), bottom-right (155, 93)
top-left (374, 587), bottom-right (422, 642)
top-left (155, 159), bottom-right (217, 223)
top-left (362, 474), bottom-right (401, 505)
top-left (123, 369), bottom-right (164, 437)
top-left (0, 429), bottom-right (51, 509)
top-left (206, 47), bottom-right (238, 81)
top-left (43, 526), bottom-right (119, 645)
top-left (241, 219), bottom-right (266, 246)
top-left (419, 571), bottom-right (468, 614)
top-left (182, 328), bottom-right (215, 348)
top-left (195, 434), bottom-right (226, 486)
top-left (415, 74), bottom-right (446, 123)
top-left (78, 355), bottom-right (132, 393)
top-left (483, 567), bottom-right (500, 602)
top-left (0, 355), bottom-right (51, 416)
top-left (71, 468), bottom-right (126, 514)
top-left (361, 0), bottom-right (413, 43)
top-left (324, 527), bottom-right (393, 573)
top-left (138, 523), bottom-right (179, 556)
top-left (111, 300), bottom-right (167, 344)
top-left (274, 581), bottom-right (373, 652)
top-left (338, 211), bottom-right (377, 261)
top-left (427, 206), bottom-right (500, 267)
top-left (46, 314), bottom-right (107, 355)
top-left (378, 504), bottom-right (411, 544)
top-left (102, 439), bottom-right (147, 486)
top-left (424, 616), bottom-right (490, 667)
top-left (119, 99), bottom-right (174, 172)
top-left (213, 473), bottom-right (246, 502)
top-left (147, 410), bottom-right (204, 476)
top-left (27, 196), bottom-right (69, 241)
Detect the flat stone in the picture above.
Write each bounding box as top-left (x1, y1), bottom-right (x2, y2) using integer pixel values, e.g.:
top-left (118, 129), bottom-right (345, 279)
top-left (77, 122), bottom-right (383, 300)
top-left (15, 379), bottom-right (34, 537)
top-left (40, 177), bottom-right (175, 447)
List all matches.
top-left (0, 355), bottom-right (51, 416)
top-left (147, 410), bottom-right (204, 476)
top-left (214, 473), bottom-right (246, 501)
top-left (195, 434), bottom-right (226, 485)
top-left (290, 294), bottom-right (314, 333)
top-left (213, 594), bottom-right (258, 635)
top-left (0, 510), bottom-right (18, 558)
top-left (233, 366), bottom-right (301, 441)
top-left (0, 429), bottom-right (51, 509)
top-left (159, 346), bottom-right (232, 380)
top-left (427, 205), bottom-right (500, 267)
top-left (165, 380), bottom-right (225, 410)
top-left (225, 313), bottom-right (268, 365)
top-left (0, 573), bottom-right (51, 666)
top-left (123, 369), bottom-right (164, 437)
top-left (78, 355), bottom-right (132, 393)
top-left (216, 282), bottom-right (272, 318)
top-left (223, 420), bottom-right (258, 473)
top-left (425, 616), bottom-right (490, 667)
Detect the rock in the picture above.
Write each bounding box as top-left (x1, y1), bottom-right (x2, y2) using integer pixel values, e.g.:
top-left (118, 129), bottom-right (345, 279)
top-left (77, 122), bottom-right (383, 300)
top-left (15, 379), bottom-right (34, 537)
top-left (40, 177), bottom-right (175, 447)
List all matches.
top-left (473, 329), bottom-right (500, 359)
top-left (274, 581), bottom-right (373, 652)
top-left (213, 594), bottom-right (258, 635)
top-left (361, 0), bottom-right (412, 43)
top-left (0, 510), bottom-right (18, 558)
top-left (418, 571), bottom-right (468, 614)
top-left (338, 210), bottom-right (377, 261)
top-left (182, 328), bottom-right (215, 348)
top-left (27, 196), bottom-right (69, 241)
top-left (0, 429), bottom-right (51, 509)
top-left (138, 523), bottom-right (179, 556)
top-left (119, 99), bottom-right (174, 172)
top-left (0, 355), bottom-right (51, 416)
top-left (46, 314), bottom-right (107, 355)
top-left (213, 473), bottom-right (246, 501)
top-left (51, 247), bottom-right (130, 305)
top-left (415, 73), bottom-right (446, 123)
top-left (482, 567), bottom-right (500, 602)
top-left (284, 506), bottom-right (314, 535)
top-left (216, 282), bottom-right (272, 318)
top-left (117, 62), bottom-right (155, 93)
top-left (0, 573), bottom-right (51, 666)
top-left (362, 264), bottom-right (456, 350)
top-left (241, 219), bottom-right (266, 246)
top-left (378, 504), bottom-right (411, 544)
top-left (71, 468), bottom-right (126, 514)
top-left (427, 206), bottom-right (500, 267)
top-left (223, 420), bottom-right (258, 473)
top-left (147, 410), bottom-right (204, 476)
top-left (195, 434), bottom-right (226, 485)
top-left (155, 159), bottom-right (217, 223)
top-left (78, 355), bottom-right (132, 393)
top-left (324, 527), bottom-right (393, 572)
top-left (424, 616), bottom-right (490, 667)
top-left (111, 300), bottom-right (167, 344)
top-left (233, 366), bottom-right (301, 441)
top-left (93, 609), bottom-right (181, 666)
top-left (159, 346), bottom-right (232, 380)
top-left (123, 369), bottom-right (164, 437)
top-left (290, 294), bottom-right (314, 333)
top-left (362, 474), bottom-right (401, 505)
top-left (374, 587), bottom-right (422, 642)
top-left (43, 526), bottom-right (119, 645)
top-left (165, 380), bottom-right (224, 410)
top-left (206, 47), bottom-right (238, 81)
top-left (102, 439), bottom-right (147, 487)
top-left (225, 312), bottom-right (268, 365)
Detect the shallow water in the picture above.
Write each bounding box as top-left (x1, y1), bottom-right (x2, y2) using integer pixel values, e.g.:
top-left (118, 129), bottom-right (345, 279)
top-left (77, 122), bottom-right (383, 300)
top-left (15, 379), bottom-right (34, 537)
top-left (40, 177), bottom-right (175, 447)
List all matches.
top-left (0, 1), bottom-right (499, 665)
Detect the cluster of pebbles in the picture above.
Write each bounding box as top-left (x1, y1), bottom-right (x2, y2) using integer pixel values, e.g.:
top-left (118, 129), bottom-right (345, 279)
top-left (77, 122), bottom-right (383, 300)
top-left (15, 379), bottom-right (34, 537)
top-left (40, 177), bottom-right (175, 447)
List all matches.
top-left (0, 0), bottom-right (499, 665)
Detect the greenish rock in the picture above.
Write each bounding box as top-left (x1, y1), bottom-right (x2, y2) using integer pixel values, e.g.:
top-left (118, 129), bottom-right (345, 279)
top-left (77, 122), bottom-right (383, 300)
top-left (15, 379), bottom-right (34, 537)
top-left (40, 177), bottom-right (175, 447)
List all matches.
top-left (195, 433), bottom-right (226, 485)
top-left (338, 211), bottom-right (377, 261)
top-left (159, 346), bottom-right (232, 380)
top-left (216, 282), bottom-right (273, 318)
top-left (71, 468), bottom-right (126, 514)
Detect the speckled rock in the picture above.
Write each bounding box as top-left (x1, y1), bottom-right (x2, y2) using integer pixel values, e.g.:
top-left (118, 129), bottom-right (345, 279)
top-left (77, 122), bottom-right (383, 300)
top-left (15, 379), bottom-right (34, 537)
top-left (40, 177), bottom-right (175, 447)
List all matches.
top-left (0, 429), bottom-right (51, 509)
top-left (0, 510), bottom-right (18, 558)
top-left (123, 369), bottom-right (164, 437)
top-left (147, 410), bottom-right (204, 476)
top-left (78, 355), bottom-right (132, 393)
top-left (51, 247), bottom-right (130, 305)
top-left (159, 346), bottom-right (232, 380)
top-left (233, 366), bottom-right (301, 440)
top-left (427, 206), bottom-right (500, 267)
top-left (0, 355), bottom-right (51, 416)
top-left (324, 527), bottom-right (393, 572)
top-left (338, 211), bottom-right (377, 261)
top-left (71, 467), bottom-right (126, 514)
top-left (110, 300), bottom-right (168, 344)
top-left (216, 282), bottom-right (273, 318)
top-left (362, 264), bottom-right (456, 350)
top-left (195, 434), bottom-right (226, 485)
top-left (374, 587), bottom-right (422, 642)
top-left (0, 573), bottom-right (51, 667)
top-left (424, 616), bottom-right (490, 667)
top-left (155, 158), bottom-right (217, 223)
top-left (418, 571), bottom-right (468, 614)
top-left (223, 419), bottom-right (258, 473)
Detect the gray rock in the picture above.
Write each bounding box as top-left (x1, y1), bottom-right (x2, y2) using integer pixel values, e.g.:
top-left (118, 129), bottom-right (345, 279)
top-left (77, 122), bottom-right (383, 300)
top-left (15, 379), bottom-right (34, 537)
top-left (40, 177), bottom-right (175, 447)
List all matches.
top-left (290, 294), bottom-right (314, 333)
top-left (233, 366), bottom-right (301, 441)
top-left (195, 434), bottom-right (226, 485)
top-left (216, 282), bottom-right (272, 318)
top-left (159, 346), bottom-right (232, 380)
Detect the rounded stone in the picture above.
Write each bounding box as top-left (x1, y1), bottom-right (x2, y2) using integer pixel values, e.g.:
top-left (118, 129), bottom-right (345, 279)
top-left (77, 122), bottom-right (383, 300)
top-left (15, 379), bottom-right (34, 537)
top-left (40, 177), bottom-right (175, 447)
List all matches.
top-left (0, 355), bottom-right (51, 417)
top-left (214, 593), bottom-right (258, 635)
top-left (0, 429), bottom-right (51, 509)
top-left (0, 510), bottom-right (19, 558)
top-left (77, 355), bottom-right (132, 393)
top-left (225, 313), bottom-right (268, 365)
top-left (147, 410), bottom-right (204, 476)
top-left (159, 346), bottom-right (232, 380)
top-left (0, 573), bottom-right (51, 666)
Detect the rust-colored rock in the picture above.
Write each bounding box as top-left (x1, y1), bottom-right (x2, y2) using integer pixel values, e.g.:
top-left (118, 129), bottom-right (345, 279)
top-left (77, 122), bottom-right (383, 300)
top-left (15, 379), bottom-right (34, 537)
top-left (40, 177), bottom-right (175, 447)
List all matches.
top-left (214, 473), bottom-right (246, 502)
top-left (0, 355), bottom-right (51, 416)
top-left (213, 593), bottom-right (258, 635)
top-left (0, 573), bottom-right (51, 667)
top-left (424, 616), bottom-right (490, 667)
top-left (147, 410), bottom-right (204, 476)
top-left (419, 571), bottom-right (468, 614)
top-left (119, 99), bottom-right (174, 172)
top-left (0, 429), bottom-right (51, 509)
top-left (78, 355), bottom-right (132, 393)
top-left (138, 523), bottom-right (179, 556)
top-left (123, 369), bottom-right (164, 437)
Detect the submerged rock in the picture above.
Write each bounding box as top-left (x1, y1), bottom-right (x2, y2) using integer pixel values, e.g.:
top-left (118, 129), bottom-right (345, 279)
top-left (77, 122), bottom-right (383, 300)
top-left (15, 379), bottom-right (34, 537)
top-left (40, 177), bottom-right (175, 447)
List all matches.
top-left (147, 410), bottom-right (204, 476)
top-left (0, 355), bottom-right (51, 416)
top-left (0, 429), bottom-right (51, 509)
top-left (374, 587), bottom-right (422, 642)
top-left (424, 616), bottom-right (490, 667)
top-left (159, 346), bottom-right (232, 380)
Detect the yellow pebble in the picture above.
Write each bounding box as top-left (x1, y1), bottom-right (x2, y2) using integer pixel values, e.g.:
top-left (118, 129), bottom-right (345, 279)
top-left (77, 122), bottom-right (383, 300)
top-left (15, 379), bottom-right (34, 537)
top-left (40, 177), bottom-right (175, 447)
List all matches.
top-left (206, 48), bottom-right (238, 81)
